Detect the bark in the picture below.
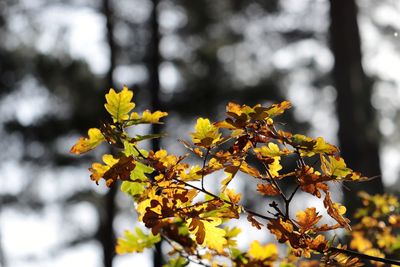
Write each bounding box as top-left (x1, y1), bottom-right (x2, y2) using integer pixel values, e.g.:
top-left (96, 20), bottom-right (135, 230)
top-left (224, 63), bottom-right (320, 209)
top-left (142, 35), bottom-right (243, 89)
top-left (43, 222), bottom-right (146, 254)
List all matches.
top-left (329, 0), bottom-right (384, 217)
top-left (100, 0), bottom-right (117, 266)
top-left (148, 0), bottom-right (164, 266)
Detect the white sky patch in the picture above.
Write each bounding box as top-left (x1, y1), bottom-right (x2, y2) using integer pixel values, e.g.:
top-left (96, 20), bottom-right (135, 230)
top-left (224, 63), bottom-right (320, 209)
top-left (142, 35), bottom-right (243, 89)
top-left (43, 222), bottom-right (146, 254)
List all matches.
top-left (381, 145), bottom-right (400, 186)
top-left (160, 62), bottom-right (180, 93)
top-left (0, 161), bottom-right (26, 195)
top-left (36, 5), bottom-right (109, 74)
top-left (114, 65), bottom-right (148, 85)
top-left (1, 207), bottom-right (60, 258)
top-left (0, 77), bottom-right (53, 126)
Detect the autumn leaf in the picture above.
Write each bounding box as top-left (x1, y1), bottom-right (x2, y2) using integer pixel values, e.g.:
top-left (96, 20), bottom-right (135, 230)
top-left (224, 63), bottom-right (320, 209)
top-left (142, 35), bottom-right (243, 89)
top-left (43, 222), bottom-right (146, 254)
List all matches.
top-left (70, 128), bottom-right (105, 154)
top-left (350, 231), bottom-right (373, 252)
top-left (129, 110), bottom-right (168, 124)
top-left (104, 86), bottom-right (135, 123)
top-left (257, 183), bottom-right (280, 196)
top-left (321, 155), bottom-right (361, 180)
top-left (264, 101), bottom-right (292, 117)
top-left (247, 214), bottom-right (264, 230)
top-left (89, 155), bottom-right (136, 187)
top-left (179, 165), bottom-right (202, 181)
top-left (296, 166), bottom-right (329, 198)
top-left (225, 188), bottom-right (241, 204)
top-left (254, 142), bottom-right (291, 157)
top-left (221, 162), bottom-right (241, 191)
top-left (323, 191), bottom-right (351, 230)
top-left (267, 219), bottom-right (297, 244)
top-left (89, 154), bottom-right (119, 184)
top-left (248, 240), bottom-right (278, 261)
top-left (295, 207), bottom-right (322, 233)
top-left (290, 134), bottom-right (338, 156)
top-left (191, 118), bottom-right (221, 147)
top-left (103, 155), bottom-right (136, 186)
top-left (116, 227), bottom-right (160, 254)
top-left (186, 217), bottom-right (227, 253)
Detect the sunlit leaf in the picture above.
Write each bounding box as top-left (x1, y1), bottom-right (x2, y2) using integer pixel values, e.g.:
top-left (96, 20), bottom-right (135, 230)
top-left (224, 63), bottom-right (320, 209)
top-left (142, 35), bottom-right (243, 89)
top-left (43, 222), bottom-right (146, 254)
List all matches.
top-left (187, 217), bottom-right (227, 253)
top-left (70, 128), bottom-right (105, 154)
top-left (104, 86), bottom-right (135, 123)
top-left (321, 155), bottom-right (361, 180)
top-left (254, 142), bottom-right (291, 157)
top-left (191, 118), bottom-right (221, 147)
top-left (116, 227), bottom-right (160, 254)
top-left (295, 207), bottom-right (322, 233)
top-left (248, 240), bottom-right (278, 261)
top-left (323, 191), bottom-right (351, 230)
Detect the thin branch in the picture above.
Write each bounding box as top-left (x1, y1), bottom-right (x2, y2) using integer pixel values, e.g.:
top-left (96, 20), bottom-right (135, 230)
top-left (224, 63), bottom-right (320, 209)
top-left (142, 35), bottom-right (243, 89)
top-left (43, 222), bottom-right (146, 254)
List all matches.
top-left (329, 247), bottom-right (400, 266)
top-left (201, 148), bottom-right (210, 191)
top-left (162, 235), bottom-right (212, 267)
top-left (172, 177), bottom-right (274, 221)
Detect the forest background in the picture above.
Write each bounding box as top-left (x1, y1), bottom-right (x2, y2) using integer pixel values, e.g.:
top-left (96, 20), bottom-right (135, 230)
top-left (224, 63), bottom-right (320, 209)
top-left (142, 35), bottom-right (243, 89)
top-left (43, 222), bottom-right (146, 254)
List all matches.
top-left (0, 0), bottom-right (400, 266)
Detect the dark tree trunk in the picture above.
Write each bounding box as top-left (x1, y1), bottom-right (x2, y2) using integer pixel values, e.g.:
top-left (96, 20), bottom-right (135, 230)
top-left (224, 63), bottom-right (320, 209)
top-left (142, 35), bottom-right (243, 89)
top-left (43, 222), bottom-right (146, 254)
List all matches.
top-left (100, 0), bottom-right (117, 266)
top-left (329, 0), bottom-right (384, 217)
top-left (148, 0), bottom-right (164, 266)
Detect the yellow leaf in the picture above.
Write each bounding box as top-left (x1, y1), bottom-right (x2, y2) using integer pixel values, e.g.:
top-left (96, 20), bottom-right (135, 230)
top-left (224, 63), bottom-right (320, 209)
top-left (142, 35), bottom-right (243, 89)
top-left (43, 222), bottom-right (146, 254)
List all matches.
top-left (70, 128), bottom-right (105, 154)
top-left (268, 156), bottom-right (282, 177)
top-left (191, 118), bottom-right (221, 147)
top-left (321, 155), bottom-right (361, 180)
top-left (179, 165), bottom-right (202, 181)
top-left (89, 154), bottom-right (119, 184)
top-left (225, 188), bottom-right (241, 204)
top-left (141, 110), bottom-right (168, 123)
top-left (350, 231), bottom-right (373, 252)
top-left (295, 207), bottom-right (322, 233)
top-left (254, 142), bottom-right (290, 157)
top-left (104, 86), bottom-right (135, 122)
top-left (248, 240), bottom-right (278, 261)
top-left (265, 101), bottom-right (292, 117)
top-left (187, 217), bottom-right (227, 253)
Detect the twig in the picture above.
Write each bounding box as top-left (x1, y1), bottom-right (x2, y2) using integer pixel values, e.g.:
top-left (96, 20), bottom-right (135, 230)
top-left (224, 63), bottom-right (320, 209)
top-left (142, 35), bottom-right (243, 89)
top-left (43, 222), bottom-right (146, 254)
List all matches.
top-left (329, 247), bottom-right (400, 266)
top-left (201, 148), bottom-right (210, 191)
top-left (172, 177), bottom-right (274, 221)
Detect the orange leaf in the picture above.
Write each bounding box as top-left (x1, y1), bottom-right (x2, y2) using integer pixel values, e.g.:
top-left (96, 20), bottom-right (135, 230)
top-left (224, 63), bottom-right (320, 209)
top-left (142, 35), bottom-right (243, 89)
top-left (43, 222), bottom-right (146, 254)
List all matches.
top-left (295, 207), bottom-right (322, 233)
top-left (70, 128), bottom-right (105, 154)
top-left (257, 183), bottom-right (280, 196)
top-left (323, 191), bottom-right (351, 230)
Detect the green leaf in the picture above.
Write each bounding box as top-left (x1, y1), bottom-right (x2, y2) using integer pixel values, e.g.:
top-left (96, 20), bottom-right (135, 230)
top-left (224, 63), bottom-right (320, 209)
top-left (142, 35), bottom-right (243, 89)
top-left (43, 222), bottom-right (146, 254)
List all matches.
top-left (163, 257), bottom-right (189, 267)
top-left (104, 86), bottom-right (135, 123)
top-left (121, 181), bottom-right (147, 196)
top-left (116, 227), bottom-right (160, 254)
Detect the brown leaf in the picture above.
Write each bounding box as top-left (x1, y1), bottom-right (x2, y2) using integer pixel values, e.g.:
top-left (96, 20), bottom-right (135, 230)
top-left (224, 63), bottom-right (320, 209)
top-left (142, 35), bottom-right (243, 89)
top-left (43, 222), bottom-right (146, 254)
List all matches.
top-left (297, 166), bottom-right (330, 198)
top-left (103, 155), bottom-right (136, 186)
top-left (257, 183), bottom-right (280, 196)
top-left (247, 214), bottom-right (264, 230)
top-left (323, 192), bottom-right (351, 230)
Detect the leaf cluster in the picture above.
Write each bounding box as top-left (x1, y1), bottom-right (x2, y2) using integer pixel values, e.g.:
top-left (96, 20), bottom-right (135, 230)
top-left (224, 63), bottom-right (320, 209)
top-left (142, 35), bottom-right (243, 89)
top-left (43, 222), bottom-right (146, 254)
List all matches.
top-left (71, 87), bottom-right (400, 267)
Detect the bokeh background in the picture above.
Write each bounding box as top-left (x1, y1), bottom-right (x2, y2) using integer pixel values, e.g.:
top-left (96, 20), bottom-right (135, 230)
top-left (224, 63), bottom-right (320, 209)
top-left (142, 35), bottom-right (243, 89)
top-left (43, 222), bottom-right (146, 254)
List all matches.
top-left (0, 0), bottom-right (400, 266)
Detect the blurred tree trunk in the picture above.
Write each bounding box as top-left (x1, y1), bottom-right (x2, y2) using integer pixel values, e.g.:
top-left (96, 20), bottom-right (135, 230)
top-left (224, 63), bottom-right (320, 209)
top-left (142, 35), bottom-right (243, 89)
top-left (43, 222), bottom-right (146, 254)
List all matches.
top-left (148, 0), bottom-right (164, 266)
top-left (100, 0), bottom-right (117, 266)
top-left (329, 0), bottom-right (384, 217)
